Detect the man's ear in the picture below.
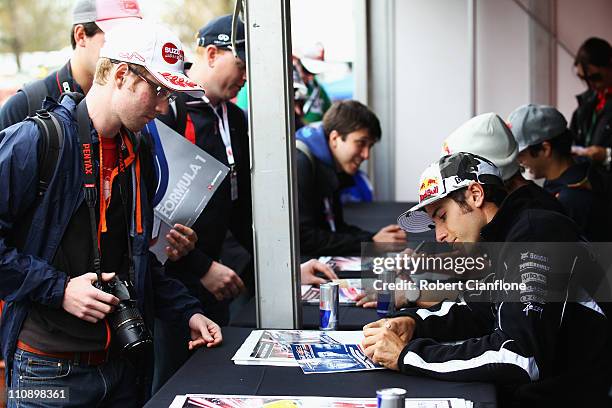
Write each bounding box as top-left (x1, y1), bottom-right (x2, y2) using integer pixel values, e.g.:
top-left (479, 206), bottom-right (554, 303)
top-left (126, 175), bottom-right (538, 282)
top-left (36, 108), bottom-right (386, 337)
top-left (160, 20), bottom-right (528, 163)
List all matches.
top-left (73, 25), bottom-right (87, 48)
top-left (467, 182), bottom-right (485, 208)
top-left (328, 130), bottom-right (341, 148)
top-left (541, 141), bottom-right (553, 158)
top-left (113, 63), bottom-right (129, 88)
top-left (206, 45), bottom-right (219, 67)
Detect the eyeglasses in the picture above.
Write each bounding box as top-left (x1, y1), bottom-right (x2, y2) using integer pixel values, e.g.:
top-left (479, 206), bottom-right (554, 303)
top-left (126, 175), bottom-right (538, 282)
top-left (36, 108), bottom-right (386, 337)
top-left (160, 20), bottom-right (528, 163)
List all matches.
top-left (577, 72), bottom-right (604, 83)
top-left (128, 67), bottom-right (177, 103)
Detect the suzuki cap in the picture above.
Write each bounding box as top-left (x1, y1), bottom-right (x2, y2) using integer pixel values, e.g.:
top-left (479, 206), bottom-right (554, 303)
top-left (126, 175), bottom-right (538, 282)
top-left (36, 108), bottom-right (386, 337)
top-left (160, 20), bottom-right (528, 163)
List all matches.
top-left (100, 20), bottom-right (204, 98)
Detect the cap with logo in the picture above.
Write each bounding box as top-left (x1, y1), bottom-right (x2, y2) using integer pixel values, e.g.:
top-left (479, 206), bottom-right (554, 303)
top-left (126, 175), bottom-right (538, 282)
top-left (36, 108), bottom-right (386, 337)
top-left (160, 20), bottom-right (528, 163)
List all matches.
top-left (507, 104), bottom-right (568, 153)
top-left (397, 152), bottom-right (504, 233)
top-left (196, 14), bottom-right (246, 62)
top-left (441, 113), bottom-right (519, 181)
top-left (100, 20), bottom-right (204, 98)
top-left (72, 0), bottom-right (142, 32)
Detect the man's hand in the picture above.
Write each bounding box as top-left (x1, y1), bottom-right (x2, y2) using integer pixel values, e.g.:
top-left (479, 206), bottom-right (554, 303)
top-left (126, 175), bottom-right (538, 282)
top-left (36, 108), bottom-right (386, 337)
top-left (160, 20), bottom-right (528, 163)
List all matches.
top-left (363, 316), bottom-right (416, 345)
top-left (361, 326), bottom-right (405, 371)
top-left (300, 259), bottom-right (338, 285)
top-left (200, 261), bottom-right (246, 301)
top-left (373, 224), bottom-right (407, 243)
top-left (62, 272), bottom-right (120, 323)
top-left (573, 145), bottom-right (607, 162)
top-left (356, 292), bottom-right (376, 308)
top-left (165, 224), bottom-right (198, 262)
top-left (187, 314), bottom-right (223, 350)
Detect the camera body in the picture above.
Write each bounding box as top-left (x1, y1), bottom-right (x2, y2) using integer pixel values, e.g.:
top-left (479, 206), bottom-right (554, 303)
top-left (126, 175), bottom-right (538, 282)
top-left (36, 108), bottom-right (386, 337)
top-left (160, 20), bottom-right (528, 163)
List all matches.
top-left (96, 276), bottom-right (152, 356)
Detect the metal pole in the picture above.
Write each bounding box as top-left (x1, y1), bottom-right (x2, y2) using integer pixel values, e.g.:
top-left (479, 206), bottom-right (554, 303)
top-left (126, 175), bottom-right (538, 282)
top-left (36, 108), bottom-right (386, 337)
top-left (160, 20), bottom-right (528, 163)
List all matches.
top-left (244, 0), bottom-right (302, 329)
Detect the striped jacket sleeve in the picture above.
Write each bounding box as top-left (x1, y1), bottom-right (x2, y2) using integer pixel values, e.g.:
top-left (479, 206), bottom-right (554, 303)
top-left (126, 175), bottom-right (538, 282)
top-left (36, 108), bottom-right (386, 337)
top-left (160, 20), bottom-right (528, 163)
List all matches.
top-left (395, 245), bottom-right (566, 384)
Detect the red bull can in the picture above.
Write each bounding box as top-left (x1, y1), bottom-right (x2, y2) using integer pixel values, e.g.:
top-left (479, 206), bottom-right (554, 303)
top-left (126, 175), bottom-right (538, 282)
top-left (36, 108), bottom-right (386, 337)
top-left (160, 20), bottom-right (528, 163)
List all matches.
top-left (319, 282), bottom-right (339, 330)
top-left (377, 388), bottom-right (406, 408)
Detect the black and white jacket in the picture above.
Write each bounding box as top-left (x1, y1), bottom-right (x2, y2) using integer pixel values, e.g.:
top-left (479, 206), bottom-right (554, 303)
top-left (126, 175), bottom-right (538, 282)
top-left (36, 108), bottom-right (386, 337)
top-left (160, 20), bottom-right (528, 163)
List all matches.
top-left (393, 189), bottom-right (611, 406)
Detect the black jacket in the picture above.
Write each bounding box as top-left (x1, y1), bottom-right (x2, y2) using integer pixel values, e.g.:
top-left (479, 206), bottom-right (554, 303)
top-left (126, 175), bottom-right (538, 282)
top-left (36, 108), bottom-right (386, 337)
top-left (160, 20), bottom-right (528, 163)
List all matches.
top-left (0, 61), bottom-right (82, 131)
top-left (296, 149), bottom-right (374, 257)
top-left (543, 160), bottom-right (612, 242)
top-left (393, 188), bottom-right (611, 407)
top-left (570, 89), bottom-right (612, 148)
top-left (158, 95), bottom-right (253, 324)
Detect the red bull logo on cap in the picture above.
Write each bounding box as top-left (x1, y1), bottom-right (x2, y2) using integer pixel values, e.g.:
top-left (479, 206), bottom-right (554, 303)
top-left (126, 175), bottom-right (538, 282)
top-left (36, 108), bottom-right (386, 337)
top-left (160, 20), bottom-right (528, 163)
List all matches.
top-left (419, 177), bottom-right (440, 202)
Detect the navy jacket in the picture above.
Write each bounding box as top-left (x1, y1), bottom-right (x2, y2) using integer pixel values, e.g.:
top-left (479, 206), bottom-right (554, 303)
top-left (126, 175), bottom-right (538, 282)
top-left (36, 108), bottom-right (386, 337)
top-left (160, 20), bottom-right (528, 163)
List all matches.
top-left (0, 96), bottom-right (203, 381)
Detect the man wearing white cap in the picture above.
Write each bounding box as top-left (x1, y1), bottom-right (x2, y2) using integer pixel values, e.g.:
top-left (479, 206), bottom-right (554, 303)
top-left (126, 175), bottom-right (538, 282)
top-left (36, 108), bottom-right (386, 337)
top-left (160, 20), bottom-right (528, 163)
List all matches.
top-left (362, 152), bottom-right (610, 407)
top-left (0, 0), bottom-right (142, 130)
top-left (442, 112), bottom-right (564, 215)
top-left (0, 20), bottom-right (222, 407)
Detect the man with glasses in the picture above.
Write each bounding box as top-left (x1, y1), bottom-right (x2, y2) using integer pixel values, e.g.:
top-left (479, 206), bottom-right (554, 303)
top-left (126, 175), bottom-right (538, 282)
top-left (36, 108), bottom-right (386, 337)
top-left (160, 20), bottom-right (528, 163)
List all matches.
top-left (153, 13), bottom-right (252, 392)
top-left (570, 37), bottom-right (612, 168)
top-left (0, 20), bottom-right (222, 407)
top-left (0, 0), bottom-right (195, 261)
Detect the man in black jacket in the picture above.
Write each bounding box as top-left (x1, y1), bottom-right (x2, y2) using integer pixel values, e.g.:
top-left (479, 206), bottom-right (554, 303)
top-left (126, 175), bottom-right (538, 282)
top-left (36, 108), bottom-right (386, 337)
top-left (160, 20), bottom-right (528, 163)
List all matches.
top-left (153, 14), bottom-right (252, 392)
top-left (509, 103), bottom-right (612, 242)
top-left (570, 37), bottom-right (612, 167)
top-left (296, 100), bottom-right (406, 257)
top-left (363, 152), bottom-right (610, 407)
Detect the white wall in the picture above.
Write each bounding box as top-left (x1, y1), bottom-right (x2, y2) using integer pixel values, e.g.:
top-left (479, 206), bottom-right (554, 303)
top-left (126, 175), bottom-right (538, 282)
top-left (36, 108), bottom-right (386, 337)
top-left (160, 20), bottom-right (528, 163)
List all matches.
top-left (476, 0), bottom-right (530, 118)
top-left (393, 0), bottom-right (471, 201)
top-left (388, 0), bottom-right (612, 201)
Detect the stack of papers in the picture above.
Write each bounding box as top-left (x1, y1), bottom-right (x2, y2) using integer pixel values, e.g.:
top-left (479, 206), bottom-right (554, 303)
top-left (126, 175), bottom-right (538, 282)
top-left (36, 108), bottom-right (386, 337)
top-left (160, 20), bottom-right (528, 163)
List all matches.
top-left (318, 256), bottom-right (362, 272)
top-left (301, 279), bottom-right (365, 305)
top-left (170, 394), bottom-right (474, 408)
top-left (232, 330), bottom-right (380, 374)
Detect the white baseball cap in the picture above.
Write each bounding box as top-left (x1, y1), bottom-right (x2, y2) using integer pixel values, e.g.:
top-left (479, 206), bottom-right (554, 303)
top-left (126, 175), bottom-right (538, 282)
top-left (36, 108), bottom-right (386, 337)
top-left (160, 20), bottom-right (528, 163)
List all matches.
top-left (100, 20), bottom-right (204, 98)
top-left (397, 152), bottom-right (503, 233)
top-left (72, 0), bottom-right (142, 32)
top-left (441, 113), bottom-right (519, 181)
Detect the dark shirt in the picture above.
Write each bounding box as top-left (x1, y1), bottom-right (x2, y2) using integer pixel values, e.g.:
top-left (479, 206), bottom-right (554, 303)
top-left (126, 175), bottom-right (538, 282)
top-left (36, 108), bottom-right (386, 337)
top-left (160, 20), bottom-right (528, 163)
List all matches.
top-left (158, 95), bottom-right (253, 324)
top-left (296, 149), bottom-right (374, 257)
top-left (570, 88), bottom-right (612, 148)
top-left (543, 160), bottom-right (611, 241)
top-left (19, 135), bottom-right (135, 353)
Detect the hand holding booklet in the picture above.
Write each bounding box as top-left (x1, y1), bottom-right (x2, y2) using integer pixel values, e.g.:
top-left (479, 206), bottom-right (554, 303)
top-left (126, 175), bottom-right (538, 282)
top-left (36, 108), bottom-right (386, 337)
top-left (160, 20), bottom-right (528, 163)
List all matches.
top-left (145, 119), bottom-right (229, 263)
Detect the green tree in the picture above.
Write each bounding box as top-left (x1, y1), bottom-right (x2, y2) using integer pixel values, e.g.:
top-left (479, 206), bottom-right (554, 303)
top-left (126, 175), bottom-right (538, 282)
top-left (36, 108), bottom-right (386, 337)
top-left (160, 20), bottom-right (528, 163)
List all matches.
top-left (163, 0), bottom-right (234, 48)
top-left (0, 0), bottom-right (71, 71)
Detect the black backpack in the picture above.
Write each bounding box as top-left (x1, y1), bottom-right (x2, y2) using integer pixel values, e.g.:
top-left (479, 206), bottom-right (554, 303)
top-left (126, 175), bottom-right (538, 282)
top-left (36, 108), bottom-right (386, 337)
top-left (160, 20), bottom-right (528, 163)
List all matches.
top-left (0, 110), bottom-right (64, 197)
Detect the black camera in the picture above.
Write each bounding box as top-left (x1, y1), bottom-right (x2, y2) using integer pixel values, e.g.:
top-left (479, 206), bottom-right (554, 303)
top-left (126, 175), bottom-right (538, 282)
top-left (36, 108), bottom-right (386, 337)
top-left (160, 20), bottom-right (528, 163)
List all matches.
top-left (96, 276), bottom-right (152, 357)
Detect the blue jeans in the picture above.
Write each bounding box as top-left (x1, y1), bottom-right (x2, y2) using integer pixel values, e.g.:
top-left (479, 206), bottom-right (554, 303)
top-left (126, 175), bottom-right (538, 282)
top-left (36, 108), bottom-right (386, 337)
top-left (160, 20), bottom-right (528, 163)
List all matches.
top-left (8, 348), bottom-right (138, 408)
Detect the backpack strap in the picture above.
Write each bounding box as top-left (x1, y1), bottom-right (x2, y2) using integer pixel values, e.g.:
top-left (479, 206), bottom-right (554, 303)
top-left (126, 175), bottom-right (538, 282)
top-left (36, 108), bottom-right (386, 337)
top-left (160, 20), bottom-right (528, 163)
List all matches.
top-left (296, 139), bottom-right (315, 174)
top-left (26, 110), bottom-right (64, 196)
top-left (22, 80), bottom-right (50, 117)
